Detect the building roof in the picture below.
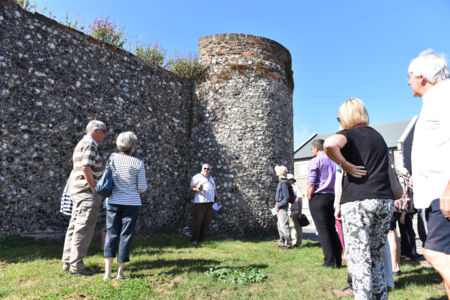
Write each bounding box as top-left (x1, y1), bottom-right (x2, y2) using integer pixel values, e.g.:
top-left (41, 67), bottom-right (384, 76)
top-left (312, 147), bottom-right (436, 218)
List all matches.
top-left (294, 118), bottom-right (416, 161)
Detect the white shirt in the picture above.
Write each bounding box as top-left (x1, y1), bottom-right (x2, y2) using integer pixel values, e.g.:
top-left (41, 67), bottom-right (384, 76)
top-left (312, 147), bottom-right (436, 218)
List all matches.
top-left (107, 153), bottom-right (148, 206)
top-left (412, 79), bottom-right (450, 208)
top-left (190, 173), bottom-right (216, 203)
top-left (288, 184), bottom-right (302, 215)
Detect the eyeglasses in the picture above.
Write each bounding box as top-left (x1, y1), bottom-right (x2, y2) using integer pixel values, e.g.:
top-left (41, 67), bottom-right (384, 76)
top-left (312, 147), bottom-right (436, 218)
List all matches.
top-left (406, 73), bottom-right (422, 81)
top-left (203, 168), bottom-right (210, 170)
top-left (99, 129), bottom-right (107, 133)
top-left (336, 117), bottom-right (341, 123)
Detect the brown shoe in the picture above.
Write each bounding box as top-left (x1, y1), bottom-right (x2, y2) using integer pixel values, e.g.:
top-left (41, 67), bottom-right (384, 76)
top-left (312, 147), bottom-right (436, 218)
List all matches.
top-left (332, 287), bottom-right (354, 297)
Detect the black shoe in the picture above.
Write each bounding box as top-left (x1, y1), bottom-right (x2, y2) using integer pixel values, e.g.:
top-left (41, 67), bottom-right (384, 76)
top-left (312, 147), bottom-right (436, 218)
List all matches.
top-left (393, 270), bottom-right (401, 277)
top-left (69, 268), bottom-right (95, 276)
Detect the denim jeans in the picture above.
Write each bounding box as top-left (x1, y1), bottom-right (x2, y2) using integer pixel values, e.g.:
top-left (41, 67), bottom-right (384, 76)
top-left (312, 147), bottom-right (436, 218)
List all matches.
top-left (104, 203), bottom-right (140, 263)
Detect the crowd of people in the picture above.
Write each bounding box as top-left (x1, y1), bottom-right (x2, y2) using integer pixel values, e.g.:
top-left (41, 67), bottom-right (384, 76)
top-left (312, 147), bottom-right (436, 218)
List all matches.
top-left (273, 50), bottom-right (449, 299)
top-left (59, 50), bottom-right (449, 298)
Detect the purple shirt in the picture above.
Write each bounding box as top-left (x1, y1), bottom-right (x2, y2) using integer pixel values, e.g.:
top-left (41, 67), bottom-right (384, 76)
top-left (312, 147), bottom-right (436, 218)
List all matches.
top-left (307, 151), bottom-right (336, 195)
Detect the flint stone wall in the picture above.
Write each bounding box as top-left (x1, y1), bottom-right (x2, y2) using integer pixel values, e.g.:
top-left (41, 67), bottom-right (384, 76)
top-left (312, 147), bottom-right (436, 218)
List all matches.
top-left (192, 34), bottom-right (294, 236)
top-left (0, 1), bottom-right (193, 235)
top-left (0, 1), bottom-right (294, 238)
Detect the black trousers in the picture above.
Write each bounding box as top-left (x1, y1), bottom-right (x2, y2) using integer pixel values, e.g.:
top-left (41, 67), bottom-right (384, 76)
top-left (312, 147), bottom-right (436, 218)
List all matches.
top-left (310, 193), bottom-right (342, 267)
top-left (191, 202), bottom-right (213, 243)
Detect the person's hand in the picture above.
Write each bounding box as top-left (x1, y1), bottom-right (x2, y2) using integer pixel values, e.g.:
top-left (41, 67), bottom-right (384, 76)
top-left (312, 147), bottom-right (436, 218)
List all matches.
top-left (440, 184), bottom-right (450, 219)
top-left (217, 200), bottom-right (222, 207)
top-left (275, 206), bottom-right (280, 212)
top-left (334, 205), bottom-right (342, 221)
top-left (342, 161), bottom-right (367, 178)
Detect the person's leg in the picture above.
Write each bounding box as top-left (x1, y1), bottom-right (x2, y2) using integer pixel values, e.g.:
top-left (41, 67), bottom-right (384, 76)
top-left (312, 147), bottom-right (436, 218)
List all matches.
top-left (417, 209), bottom-right (428, 247)
top-left (323, 195), bottom-right (342, 266)
top-left (117, 205), bottom-right (140, 264)
top-left (342, 199), bottom-right (391, 300)
top-left (369, 200), bottom-right (393, 300)
top-left (191, 203), bottom-right (206, 243)
top-left (277, 208), bottom-right (291, 247)
top-left (293, 215), bottom-right (303, 246)
top-left (104, 257), bottom-right (113, 280)
top-left (388, 230), bottom-right (401, 273)
top-left (342, 201), bottom-right (372, 300)
top-left (382, 237), bottom-right (395, 289)
top-left (404, 213), bottom-right (418, 258)
top-left (62, 195), bottom-right (82, 267)
top-left (198, 203), bottom-right (213, 242)
top-left (423, 199), bottom-right (450, 298)
top-left (104, 203), bottom-right (121, 259)
top-left (68, 192), bottom-right (101, 273)
top-left (288, 214), bottom-right (299, 246)
top-left (310, 194), bottom-right (340, 266)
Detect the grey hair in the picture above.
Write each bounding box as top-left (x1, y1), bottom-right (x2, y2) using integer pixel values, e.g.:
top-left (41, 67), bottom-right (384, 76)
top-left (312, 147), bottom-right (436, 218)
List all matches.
top-left (86, 120), bottom-right (106, 134)
top-left (116, 131), bottom-right (138, 154)
top-left (408, 49), bottom-right (449, 84)
top-left (311, 139), bottom-right (324, 151)
top-left (275, 165), bottom-right (287, 177)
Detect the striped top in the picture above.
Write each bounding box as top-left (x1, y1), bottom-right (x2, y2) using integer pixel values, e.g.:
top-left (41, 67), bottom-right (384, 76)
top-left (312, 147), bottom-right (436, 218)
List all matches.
top-left (107, 153), bottom-right (147, 206)
top-left (71, 135), bottom-right (103, 194)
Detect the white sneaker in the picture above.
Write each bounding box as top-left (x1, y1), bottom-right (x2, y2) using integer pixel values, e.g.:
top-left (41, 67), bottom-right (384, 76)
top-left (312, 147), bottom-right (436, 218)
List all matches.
top-left (62, 263), bottom-right (70, 271)
top-left (103, 275), bottom-right (111, 281)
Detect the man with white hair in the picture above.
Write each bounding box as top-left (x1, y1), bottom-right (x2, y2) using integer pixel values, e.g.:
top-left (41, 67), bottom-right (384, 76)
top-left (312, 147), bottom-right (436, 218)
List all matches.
top-left (62, 120), bottom-right (107, 276)
top-left (190, 163), bottom-right (221, 244)
top-left (408, 49), bottom-right (450, 296)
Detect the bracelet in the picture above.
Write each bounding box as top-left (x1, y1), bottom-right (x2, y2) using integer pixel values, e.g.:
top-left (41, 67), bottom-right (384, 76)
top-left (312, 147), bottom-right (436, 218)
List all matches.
top-left (338, 160), bottom-right (346, 167)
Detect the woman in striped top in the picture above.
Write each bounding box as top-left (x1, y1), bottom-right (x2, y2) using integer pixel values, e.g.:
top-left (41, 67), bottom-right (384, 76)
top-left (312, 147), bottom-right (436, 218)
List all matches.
top-left (103, 131), bottom-right (147, 281)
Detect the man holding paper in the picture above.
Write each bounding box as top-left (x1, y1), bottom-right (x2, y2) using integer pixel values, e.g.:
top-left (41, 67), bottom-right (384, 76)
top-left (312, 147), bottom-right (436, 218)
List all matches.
top-left (190, 163), bottom-right (222, 244)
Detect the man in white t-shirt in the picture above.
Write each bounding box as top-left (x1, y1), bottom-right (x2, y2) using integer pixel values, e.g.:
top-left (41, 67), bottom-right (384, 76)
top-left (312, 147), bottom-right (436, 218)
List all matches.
top-left (190, 163), bottom-right (221, 244)
top-left (408, 49), bottom-right (450, 296)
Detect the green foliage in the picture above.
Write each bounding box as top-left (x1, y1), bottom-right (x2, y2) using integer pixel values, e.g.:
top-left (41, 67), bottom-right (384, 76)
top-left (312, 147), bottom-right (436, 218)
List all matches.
top-left (88, 18), bottom-right (127, 48)
top-left (135, 42), bottom-right (167, 67)
top-left (204, 266), bottom-right (267, 284)
top-left (168, 54), bottom-right (208, 82)
top-left (64, 13), bottom-right (85, 32)
top-left (14, 0), bottom-right (36, 10)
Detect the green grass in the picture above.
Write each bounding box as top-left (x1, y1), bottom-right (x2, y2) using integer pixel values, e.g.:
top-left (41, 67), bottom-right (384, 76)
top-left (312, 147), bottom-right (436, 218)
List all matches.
top-left (0, 234), bottom-right (446, 299)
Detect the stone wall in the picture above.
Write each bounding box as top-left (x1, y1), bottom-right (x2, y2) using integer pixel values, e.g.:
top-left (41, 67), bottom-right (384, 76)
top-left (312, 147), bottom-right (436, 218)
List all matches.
top-left (192, 34), bottom-right (294, 236)
top-left (0, 1), bottom-right (193, 235)
top-left (0, 2), bottom-right (294, 238)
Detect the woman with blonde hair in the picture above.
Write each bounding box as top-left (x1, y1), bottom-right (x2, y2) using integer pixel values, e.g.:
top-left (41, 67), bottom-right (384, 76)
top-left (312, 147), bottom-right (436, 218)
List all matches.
top-left (324, 98), bottom-right (402, 299)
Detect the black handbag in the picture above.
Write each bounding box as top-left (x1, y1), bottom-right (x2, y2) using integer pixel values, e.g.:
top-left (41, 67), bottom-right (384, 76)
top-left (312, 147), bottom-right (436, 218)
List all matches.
top-left (298, 214), bottom-right (310, 227)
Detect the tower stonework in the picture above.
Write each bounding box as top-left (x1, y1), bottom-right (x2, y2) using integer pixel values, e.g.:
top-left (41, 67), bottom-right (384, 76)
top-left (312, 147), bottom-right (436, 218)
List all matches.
top-left (191, 34), bottom-right (294, 236)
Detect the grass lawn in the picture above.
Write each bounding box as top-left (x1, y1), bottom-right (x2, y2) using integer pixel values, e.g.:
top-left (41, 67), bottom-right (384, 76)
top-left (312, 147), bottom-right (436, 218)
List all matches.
top-left (0, 233), bottom-right (446, 299)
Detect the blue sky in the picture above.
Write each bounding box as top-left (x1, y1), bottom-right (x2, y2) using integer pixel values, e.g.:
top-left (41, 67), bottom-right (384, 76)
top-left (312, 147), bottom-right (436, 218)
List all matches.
top-left (33, 0), bottom-right (450, 147)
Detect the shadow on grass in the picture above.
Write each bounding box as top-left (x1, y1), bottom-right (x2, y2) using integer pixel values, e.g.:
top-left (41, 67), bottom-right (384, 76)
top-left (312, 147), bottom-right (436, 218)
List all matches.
top-left (128, 258), bottom-right (221, 277)
top-left (0, 235), bottom-right (63, 263)
top-left (395, 267), bottom-right (443, 289)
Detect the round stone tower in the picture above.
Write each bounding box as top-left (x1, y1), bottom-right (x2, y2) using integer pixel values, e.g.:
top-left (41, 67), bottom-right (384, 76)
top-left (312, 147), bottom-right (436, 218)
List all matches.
top-left (190, 33), bottom-right (294, 236)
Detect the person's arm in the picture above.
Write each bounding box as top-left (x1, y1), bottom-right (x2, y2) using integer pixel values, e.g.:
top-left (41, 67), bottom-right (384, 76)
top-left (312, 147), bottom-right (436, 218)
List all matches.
top-left (137, 162), bottom-right (148, 193)
top-left (324, 134), bottom-right (367, 178)
top-left (307, 184), bottom-right (315, 200)
top-left (334, 169), bottom-right (343, 220)
top-left (441, 180), bottom-right (450, 219)
top-left (214, 189), bottom-right (222, 206)
top-left (82, 165), bottom-right (96, 192)
top-left (190, 176), bottom-right (200, 192)
top-left (276, 182), bottom-right (290, 209)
